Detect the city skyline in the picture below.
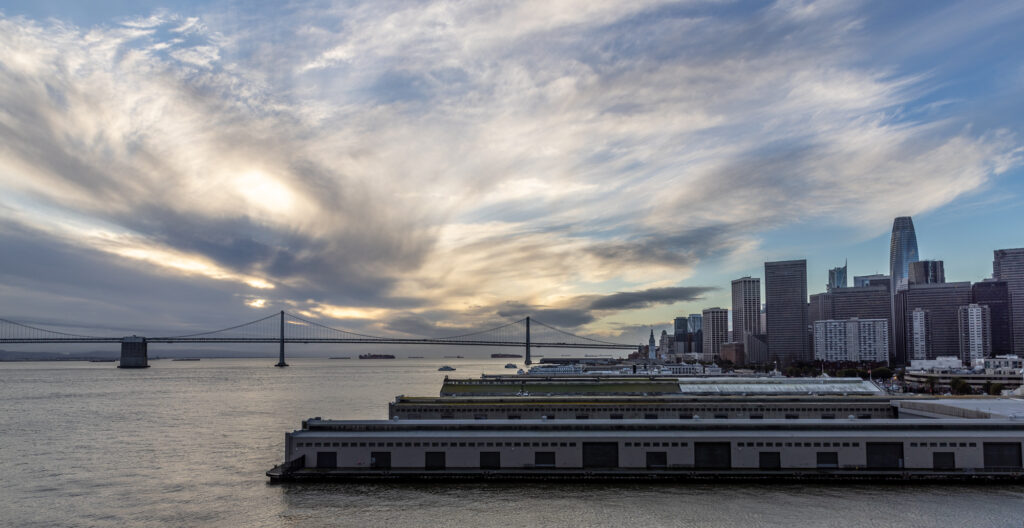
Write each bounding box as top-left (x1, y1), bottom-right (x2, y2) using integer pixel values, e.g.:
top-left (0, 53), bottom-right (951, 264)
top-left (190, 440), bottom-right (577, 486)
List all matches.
top-left (1, 1), bottom-right (1024, 347)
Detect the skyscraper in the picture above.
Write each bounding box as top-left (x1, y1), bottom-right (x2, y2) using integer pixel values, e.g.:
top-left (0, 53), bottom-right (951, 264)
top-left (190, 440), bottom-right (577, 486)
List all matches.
top-left (827, 263), bottom-right (848, 292)
top-left (889, 216), bottom-right (920, 292)
top-left (701, 307), bottom-right (729, 362)
top-left (909, 260), bottom-right (945, 285)
top-left (765, 259), bottom-right (809, 365)
top-left (854, 274), bottom-right (889, 288)
top-left (958, 304), bottom-right (991, 364)
top-left (731, 277), bottom-right (761, 345)
top-left (972, 280), bottom-right (1014, 355)
top-left (688, 314), bottom-right (703, 357)
top-left (898, 282), bottom-right (973, 361)
top-left (993, 248), bottom-right (1024, 354)
top-left (889, 216), bottom-right (919, 365)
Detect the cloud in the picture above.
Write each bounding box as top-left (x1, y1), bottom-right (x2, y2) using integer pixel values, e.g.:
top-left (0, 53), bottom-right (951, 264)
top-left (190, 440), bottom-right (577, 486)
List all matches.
top-left (0, 1), bottom-right (1021, 339)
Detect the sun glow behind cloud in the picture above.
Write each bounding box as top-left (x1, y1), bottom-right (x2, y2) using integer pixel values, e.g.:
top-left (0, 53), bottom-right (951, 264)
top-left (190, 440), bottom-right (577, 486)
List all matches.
top-left (0, 1), bottom-right (1021, 341)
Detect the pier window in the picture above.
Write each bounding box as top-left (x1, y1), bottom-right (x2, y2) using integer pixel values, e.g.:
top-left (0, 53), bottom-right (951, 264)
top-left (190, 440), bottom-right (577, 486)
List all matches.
top-left (535, 452), bottom-right (556, 468)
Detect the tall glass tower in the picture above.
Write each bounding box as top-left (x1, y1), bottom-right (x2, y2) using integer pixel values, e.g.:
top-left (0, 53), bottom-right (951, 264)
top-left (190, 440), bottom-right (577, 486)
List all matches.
top-left (889, 216), bottom-right (919, 365)
top-left (889, 217), bottom-right (919, 292)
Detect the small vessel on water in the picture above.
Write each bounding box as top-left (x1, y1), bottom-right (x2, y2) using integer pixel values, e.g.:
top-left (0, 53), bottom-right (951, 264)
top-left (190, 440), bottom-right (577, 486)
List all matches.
top-left (444, 355), bottom-right (464, 359)
top-left (173, 358), bottom-right (201, 361)
top-left (408, 356), bottom-right (424, 359)
top-left (490, 353), bottom-right (522, 358)
top-left (438, 365), bottom-right (456, 371)
top-left (504, 363), bottom-right (517, 369)
top-left (358, 354), bottom-right (396, 359)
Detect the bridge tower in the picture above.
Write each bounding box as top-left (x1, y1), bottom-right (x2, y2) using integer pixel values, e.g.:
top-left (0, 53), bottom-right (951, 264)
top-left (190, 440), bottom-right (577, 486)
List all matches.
top-left (525, 316), bottom-right (531, 365)
top-left (276, 310), bottom-right (288, 367)
top-left (118, 336), bottom-right (149, 368)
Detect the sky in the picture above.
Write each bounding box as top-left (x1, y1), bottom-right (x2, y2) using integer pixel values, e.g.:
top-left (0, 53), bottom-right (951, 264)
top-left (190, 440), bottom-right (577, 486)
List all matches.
top-left (1, 0), bottom-right (1023, 347)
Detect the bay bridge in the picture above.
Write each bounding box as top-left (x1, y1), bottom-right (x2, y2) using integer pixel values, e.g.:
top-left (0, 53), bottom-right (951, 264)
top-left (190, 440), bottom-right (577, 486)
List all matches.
top-left (0, 311), bottom-right (638, 367)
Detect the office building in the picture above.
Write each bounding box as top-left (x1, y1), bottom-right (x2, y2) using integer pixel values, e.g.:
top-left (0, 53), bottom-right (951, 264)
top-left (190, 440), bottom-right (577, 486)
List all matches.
top-left (909, 260), bottom-right (945, 285)
top-left (813, 318), bottom-right (889, 363)
top-left (701, 308), bottom-right (729, 362)
top-left (827, 263), bottom-right (848, 292)
top-left (958, 304), bottom-right (991, 364)
top-left (719, 342), bottom-right (745, 366)
top-left (993, 248), bottom-right (1024, 354)
top-left (811, 284), bottom-right (892, 362)
top-left (889, 217), bottom-right (920, 292)
top-left (731, 277), bottom-right (761, 345)
top-left (972, 280), bottom-right (1014, 355)
top-left (899, 282), bottom-right (973, 361)
top-left (765, 259), bottom-right (809, 365)
top-left (688, 314), bottom-right (703, 357)
top-left (854, 274), bottom-right (889, 288)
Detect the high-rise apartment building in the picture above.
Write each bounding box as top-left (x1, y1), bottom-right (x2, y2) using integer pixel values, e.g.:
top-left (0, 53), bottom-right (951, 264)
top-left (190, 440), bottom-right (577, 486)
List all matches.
top-left (909, 260), bottom-right (945, 285)
top-left (765, 259), bottom-right (809, 365)
top-left (813, 318), bottom-right (889, 363)
top-left (957, 304), bottom-right (991, 364)
top-left (731, 277), bottom-right (761, 345)
top-left (972, 280), bottom-right (1014, 355)
top-left (993, 248), bottom-right (1024, 354)
top-left (910, 308), bottom-right (930, 361)
top-left (809, 285), bottom-right (892, 361)
top-left (701, 307), bottom-right (729, 362)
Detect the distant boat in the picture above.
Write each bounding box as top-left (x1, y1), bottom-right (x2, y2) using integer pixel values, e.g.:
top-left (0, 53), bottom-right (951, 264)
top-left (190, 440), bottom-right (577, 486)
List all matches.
top-left (359, 354), bottom-right (396, 360)
top-left (444, 355), bottom-right (464, 359)
top-left (504, 363), bottom-right (517, 369)
top-left (173, 358), bottom-right (201, 361)
top-left (490, 353), bottom-right (522, 358)
top-left (438, 365), bottom-right (456, 371)
top-left (328, 357), bottom-right (351, 360)
top-left (408, 356), bottom-right (424, 359)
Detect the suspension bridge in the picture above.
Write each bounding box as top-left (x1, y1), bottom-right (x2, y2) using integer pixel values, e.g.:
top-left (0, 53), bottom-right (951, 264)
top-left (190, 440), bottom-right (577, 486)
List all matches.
top-left (0, 312), bottom-right (637, 367)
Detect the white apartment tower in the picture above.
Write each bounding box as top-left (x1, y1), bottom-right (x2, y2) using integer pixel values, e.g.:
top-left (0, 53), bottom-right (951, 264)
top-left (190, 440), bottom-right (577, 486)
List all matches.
top-left (813, 318), bottom-right (889, 363)
top-left (958, 303), bottom-right (992, 364)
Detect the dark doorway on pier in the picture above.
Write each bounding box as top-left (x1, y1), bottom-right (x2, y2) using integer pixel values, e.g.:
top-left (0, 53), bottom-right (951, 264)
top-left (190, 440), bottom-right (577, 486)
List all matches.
top-left (694, 442), bottom-right (731, 469)
top-left (316, 451), bottom-right (337, 468)
top-left (759, 451), bottom-right (781, 470)
top-left (480, 451), bottom-right (501, 470)
top-left (425, 452), bottom-right (446, 470)
top-left (582, 442), bottom-right (619, 468)
top-left (866, 442), bottom-right (904, 469)
top-left (932, 452), bottom-right (955, 470)
top-left (983, 442), bottom-right (1022, 470)
top-left (646, 451), bottom-right (667, 469)
top-left (371, 452), bottom-right (391, 470)
top-left (535, 452), bottom-right (556, 468)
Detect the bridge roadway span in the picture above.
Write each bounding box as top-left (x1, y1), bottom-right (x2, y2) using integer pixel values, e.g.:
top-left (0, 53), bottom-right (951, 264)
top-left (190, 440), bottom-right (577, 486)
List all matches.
top-left (0, 312), bottom-right (636, 367)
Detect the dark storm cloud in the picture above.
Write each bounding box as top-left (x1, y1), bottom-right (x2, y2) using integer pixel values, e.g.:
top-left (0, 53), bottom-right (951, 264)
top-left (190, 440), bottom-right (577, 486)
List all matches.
top-left (587, 225), bottom-right (741, 267)
top-left (496, 302), bottom-right (596, 328)
top-left (587, 286), bottom-right (716, 311)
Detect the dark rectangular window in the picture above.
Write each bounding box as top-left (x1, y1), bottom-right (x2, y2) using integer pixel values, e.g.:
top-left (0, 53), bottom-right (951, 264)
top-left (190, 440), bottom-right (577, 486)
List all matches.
top-left (933, 452), bottom-right (955, 470)
top-left (316, 451), bottom-right (337, 469)
top-left (759, 451), bottom-right (781, 470)
top-left (816, 452), bottom-right (838, 469)
top-left (610, 414), bottom-right (624, 420)
top-left (644, 414), bottom-right (658, 420)
top-left (535, 452), bottom-right (556, 467)
top-left (646, 451), bottom-right (668, 469)
top-left (370, 452), bottom-right (391, 470)
top-left (480, 451), bottom-right (501, 470)
top-left (425, 452), bottom-right (446, 470)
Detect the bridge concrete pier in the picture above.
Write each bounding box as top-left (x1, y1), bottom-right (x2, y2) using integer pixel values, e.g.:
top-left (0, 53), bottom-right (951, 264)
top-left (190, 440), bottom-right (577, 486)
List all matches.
top-left (275, 310), bottom-right (288, 367)
top-left (118, 336), bottom-right (149, 368)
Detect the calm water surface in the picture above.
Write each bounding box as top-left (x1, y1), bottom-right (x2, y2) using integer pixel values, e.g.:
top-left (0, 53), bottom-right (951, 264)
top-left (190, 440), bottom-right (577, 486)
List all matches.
top-left (2, 358), bottom-right (1023, 527)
